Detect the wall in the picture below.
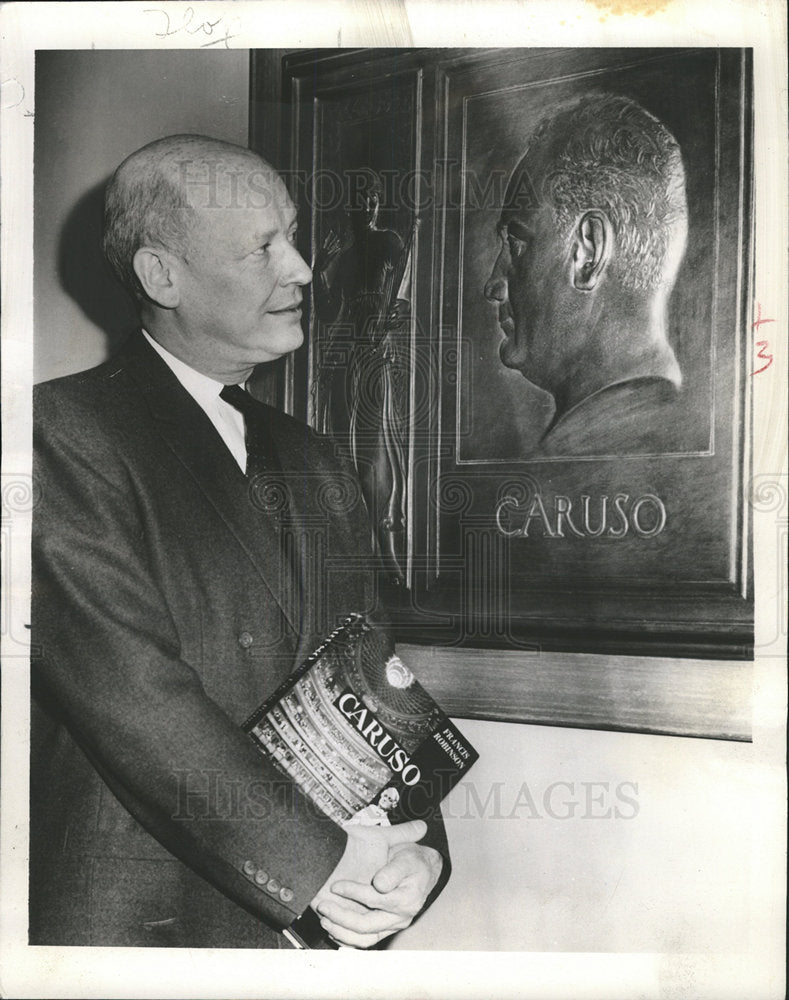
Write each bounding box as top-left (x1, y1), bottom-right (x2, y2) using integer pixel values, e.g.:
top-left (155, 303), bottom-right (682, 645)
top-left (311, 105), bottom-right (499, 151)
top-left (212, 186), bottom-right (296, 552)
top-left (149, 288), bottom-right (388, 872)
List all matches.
top-left (33, 49), bottom-right (760, 959)
top-left (392, 718), bottom-right (757, 952)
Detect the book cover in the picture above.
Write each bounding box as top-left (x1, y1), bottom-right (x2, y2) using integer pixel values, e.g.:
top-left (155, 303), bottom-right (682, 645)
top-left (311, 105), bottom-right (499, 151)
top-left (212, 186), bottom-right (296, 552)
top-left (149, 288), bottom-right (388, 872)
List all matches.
top-left (242, 613), bottom-right (478, 828)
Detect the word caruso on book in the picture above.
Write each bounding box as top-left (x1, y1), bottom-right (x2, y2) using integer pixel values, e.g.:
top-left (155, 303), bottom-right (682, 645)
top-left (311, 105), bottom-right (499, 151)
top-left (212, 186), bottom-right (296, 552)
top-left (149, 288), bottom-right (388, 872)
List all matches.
top-left (495, 492), bottom-right (668, 539)
top-left (335, 690), bottom-right (421, 785)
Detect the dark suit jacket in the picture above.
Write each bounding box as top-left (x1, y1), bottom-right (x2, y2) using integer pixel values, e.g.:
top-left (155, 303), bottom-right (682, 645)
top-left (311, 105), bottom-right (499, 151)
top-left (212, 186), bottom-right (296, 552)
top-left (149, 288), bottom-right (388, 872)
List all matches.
top-left (30, 332), bottom-right (449, 948)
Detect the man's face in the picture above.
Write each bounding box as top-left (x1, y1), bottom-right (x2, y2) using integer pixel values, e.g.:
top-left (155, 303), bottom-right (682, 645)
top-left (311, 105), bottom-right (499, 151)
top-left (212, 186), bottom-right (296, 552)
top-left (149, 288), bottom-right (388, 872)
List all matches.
top-left (484, 149), bottom-right (571, 393)
top-left (174, 161), bottom-right (311, 375)
top-left (379, 788), bottom-right (399, 810)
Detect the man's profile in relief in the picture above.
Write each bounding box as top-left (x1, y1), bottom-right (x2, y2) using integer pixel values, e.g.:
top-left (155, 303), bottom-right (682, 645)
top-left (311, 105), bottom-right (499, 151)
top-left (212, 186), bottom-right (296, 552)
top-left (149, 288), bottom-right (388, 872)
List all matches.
top-left (484, 94), bottom-right (689, 457)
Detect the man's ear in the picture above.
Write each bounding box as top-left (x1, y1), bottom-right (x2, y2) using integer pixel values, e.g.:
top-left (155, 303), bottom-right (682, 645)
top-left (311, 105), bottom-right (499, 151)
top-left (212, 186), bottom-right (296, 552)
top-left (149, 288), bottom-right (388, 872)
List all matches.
top-left (132, 247), bottom-right (181, 308)
top-left (572, 210), bottom-right (613, 291)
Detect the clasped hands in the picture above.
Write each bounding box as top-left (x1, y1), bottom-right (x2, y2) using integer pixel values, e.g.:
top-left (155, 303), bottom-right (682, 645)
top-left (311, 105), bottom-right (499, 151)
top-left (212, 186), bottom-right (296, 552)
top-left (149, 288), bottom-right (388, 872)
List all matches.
top-left (310, 819), bottom-right (441, 949)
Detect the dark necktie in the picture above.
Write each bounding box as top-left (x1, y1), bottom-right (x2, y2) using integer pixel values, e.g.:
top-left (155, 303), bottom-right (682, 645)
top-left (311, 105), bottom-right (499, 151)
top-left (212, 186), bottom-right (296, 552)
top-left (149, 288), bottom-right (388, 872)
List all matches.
top-left (220, 384), bottom-right (303, 629)
top-left (220, 384), bottom-right (282, 479)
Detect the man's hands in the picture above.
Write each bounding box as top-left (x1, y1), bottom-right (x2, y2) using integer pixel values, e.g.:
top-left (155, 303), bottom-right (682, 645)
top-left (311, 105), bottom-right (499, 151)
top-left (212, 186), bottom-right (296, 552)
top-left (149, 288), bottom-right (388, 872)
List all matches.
top-left (310, 819), bottom-right (442, 949)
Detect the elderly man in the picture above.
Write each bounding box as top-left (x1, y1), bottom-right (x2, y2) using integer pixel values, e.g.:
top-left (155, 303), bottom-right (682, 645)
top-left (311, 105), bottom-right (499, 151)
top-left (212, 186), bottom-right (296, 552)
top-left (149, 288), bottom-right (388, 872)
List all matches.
top-left (30, 134), bottom-right (448, 950)
top-left (485, 94), bottom-right (688, 456)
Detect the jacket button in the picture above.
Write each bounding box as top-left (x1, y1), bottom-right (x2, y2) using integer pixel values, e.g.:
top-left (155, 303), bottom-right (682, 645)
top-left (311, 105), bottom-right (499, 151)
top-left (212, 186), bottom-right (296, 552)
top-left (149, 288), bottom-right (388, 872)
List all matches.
top-left (266, 877), bottom-right (280, 894)
top-left (242, 860), bottom-right (256, 876)
top-left (238, 631), bottom-right (254, 649)
top-left (279, 886), bottom-right (294, 903)
top-left (254, 869), bottom-right (269, 886)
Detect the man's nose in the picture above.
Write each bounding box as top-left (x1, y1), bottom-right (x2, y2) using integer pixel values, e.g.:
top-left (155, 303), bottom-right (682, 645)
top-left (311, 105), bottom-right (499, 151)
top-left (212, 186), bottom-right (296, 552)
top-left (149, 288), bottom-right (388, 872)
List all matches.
top-left (282, 243), bottom-right (313, 286)
top-left (484, 255), bottom-right (508, 303)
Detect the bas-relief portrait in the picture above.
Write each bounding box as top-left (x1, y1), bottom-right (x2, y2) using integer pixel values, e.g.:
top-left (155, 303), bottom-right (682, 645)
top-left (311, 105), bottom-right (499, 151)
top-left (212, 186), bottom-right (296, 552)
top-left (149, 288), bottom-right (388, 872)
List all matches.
top-left (460, 54), bottom-right (718, 464)
top-left (484, 93), bottom-right (688, 459)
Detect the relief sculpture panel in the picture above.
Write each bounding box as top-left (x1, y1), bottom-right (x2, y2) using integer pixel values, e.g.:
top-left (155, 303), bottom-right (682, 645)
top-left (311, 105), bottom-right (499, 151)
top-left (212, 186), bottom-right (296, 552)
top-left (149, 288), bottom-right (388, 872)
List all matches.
top-left (276, 47), bottom-right (752, 658)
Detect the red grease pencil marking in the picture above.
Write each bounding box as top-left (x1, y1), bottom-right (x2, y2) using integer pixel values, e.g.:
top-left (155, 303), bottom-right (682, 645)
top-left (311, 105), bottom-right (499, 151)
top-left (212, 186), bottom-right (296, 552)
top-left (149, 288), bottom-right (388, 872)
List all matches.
top-left (751, 303), bottom-right (774, 376)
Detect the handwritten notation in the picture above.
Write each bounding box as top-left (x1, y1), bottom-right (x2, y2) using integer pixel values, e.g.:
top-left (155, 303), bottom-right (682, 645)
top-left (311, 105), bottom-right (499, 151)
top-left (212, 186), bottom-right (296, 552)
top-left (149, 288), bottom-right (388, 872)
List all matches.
top-left (144, 7), bottom-right (240, 48)
top-left (1, 77), bottom-right (24, 110)
top-left (1, 78), bottom-right (34, 118)
top-left (751, 302), bottom-right (775, 377)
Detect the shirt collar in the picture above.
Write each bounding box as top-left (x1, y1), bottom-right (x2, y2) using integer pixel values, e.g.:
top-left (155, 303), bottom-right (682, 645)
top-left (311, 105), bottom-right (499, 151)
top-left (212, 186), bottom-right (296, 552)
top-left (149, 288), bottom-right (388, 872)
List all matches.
top-left (142, 328), bottom-right (228, 407)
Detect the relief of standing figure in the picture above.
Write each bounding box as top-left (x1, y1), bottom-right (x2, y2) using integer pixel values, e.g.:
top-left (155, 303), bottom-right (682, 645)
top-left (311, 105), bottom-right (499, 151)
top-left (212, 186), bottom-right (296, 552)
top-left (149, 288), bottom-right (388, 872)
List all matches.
top-left (313, 175), bottom-right (414, 585)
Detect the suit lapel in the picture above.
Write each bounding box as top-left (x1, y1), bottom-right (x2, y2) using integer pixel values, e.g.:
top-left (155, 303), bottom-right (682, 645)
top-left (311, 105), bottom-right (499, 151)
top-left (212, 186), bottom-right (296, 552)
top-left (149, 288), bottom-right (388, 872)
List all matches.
top-left (270, 421), bottom-right (371, 664)
top-left (118, 334), bottom-right (302, 638)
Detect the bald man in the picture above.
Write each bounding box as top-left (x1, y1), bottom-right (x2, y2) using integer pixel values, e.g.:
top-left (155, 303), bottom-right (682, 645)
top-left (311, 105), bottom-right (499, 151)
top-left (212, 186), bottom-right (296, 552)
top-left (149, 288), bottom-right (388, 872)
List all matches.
top-left (31, 135), bottom-right (448, 950)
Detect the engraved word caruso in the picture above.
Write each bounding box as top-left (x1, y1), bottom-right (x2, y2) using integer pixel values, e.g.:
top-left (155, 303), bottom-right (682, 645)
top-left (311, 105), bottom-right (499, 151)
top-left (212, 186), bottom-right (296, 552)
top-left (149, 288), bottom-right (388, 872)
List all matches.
top-left (495, 492), bottom-right (667, 539)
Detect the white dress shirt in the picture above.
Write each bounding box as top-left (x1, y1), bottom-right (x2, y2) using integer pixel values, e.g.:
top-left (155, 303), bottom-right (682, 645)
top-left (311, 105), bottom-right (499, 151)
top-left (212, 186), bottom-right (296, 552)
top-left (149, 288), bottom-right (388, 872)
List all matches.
top-left (142, 329), bottom-right (248, 472)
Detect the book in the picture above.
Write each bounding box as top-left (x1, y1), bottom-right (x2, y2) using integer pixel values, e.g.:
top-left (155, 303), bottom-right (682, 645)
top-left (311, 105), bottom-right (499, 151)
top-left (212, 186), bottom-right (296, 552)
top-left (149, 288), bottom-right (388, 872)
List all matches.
top-left (242, 612), bottom-right (479, 831)
top-left (242, 613), bottom-right (479, 949)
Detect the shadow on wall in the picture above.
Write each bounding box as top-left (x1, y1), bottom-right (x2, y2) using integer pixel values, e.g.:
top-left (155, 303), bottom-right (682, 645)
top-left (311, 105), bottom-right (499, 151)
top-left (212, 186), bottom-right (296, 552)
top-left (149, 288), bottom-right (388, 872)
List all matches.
top-left (58, 177), bottom-right (139, 356)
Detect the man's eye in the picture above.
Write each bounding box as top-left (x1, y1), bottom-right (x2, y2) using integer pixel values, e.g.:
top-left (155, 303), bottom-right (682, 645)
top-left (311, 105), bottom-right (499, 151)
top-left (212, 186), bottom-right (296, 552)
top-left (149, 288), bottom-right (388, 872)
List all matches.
top-left (507, 235), bottom-right (526, 258)
top-left (253, 243), bottom-right (271, 256)
top-left (288, 229), bottom-right (298, 245)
